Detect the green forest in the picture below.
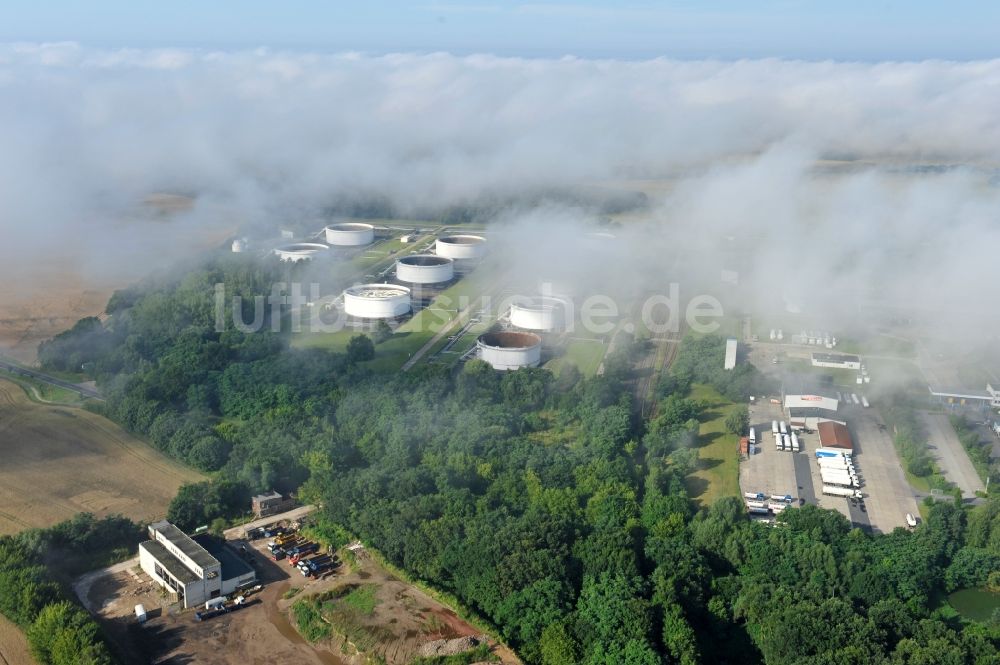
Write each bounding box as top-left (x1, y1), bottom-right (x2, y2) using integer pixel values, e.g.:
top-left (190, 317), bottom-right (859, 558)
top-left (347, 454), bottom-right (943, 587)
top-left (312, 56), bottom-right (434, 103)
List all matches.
top-left (29, 254), bottom-right (1000, 664)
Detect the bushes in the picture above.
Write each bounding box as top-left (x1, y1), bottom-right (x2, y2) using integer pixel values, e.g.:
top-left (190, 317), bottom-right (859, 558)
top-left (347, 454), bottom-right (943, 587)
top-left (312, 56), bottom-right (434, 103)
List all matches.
top-left (166, 480), bottom-right (250, 531)
top-left (882, 397), bottom-right (934, 478)
top-left (0, 519), bottom-right (123, 664)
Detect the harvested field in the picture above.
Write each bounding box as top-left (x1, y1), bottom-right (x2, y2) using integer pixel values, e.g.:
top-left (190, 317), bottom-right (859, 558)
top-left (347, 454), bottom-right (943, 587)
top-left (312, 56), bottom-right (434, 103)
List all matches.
top-left (0, 379), bottom-right (203, 535)
top-left (0, 614), bottom-right (34, 665)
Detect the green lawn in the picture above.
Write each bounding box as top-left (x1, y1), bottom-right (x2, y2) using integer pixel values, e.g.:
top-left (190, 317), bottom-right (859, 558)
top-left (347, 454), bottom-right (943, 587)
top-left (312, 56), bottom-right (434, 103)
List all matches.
top-left (544, 339), bottom-right (607, 377)
top-left (685, 383), bottom-right (741, 507)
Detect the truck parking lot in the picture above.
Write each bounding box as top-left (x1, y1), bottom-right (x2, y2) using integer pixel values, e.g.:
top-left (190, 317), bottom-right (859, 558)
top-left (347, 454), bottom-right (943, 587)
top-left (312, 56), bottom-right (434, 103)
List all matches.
top-left (741, 398), bottom-right (809, 519)
top-left (740, 393), bottom-right (922, 533)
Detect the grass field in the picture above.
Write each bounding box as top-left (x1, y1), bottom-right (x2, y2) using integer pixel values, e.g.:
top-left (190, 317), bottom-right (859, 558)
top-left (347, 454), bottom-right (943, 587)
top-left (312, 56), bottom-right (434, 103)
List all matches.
top-left (685, 383), bottom-right (741, 507)
top-left (0, 367), bottom-right (86, 405)
top-left (0, 378), bottom-right (204, 535)
top-left (544, 339), bottom-right (607, 377)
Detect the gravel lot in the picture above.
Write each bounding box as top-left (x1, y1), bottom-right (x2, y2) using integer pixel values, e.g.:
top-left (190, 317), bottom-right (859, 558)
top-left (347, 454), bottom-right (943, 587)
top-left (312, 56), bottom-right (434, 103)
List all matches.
top-left (921, 412), bottom-right (985, 498)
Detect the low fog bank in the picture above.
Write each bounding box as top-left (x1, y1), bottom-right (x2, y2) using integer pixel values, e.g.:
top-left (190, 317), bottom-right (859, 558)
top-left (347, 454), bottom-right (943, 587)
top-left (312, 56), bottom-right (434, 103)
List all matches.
top-left (1, 44), bottom-right (998, 358)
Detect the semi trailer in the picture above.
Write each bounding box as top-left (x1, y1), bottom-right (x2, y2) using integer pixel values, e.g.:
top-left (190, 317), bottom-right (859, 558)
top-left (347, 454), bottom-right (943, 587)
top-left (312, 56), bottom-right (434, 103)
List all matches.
top-left (822, 485), bottom-right (863, 499)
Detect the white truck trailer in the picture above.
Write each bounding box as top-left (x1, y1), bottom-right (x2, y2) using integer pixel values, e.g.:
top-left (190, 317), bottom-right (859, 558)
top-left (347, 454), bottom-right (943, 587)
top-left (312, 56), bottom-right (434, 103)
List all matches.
top-left (791, 432), bottom-right (800, 452)
top-left (779, 421), bottom-right (788, 435)
top-left (772, 420), bottom-right (779, 434)
top-left (744, 492), bottom-right (765, 500)
top-left (823, 485), bottom-right (863, 499)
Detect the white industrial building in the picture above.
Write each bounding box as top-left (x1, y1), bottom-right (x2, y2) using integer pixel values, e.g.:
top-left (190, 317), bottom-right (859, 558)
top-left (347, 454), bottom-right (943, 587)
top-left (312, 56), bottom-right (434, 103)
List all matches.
top-left (784, 392), bottom-right (840, 428)
top-left (811, 353), bottom-right (861, 370)
top-left (724, 338), bottom-right (738, 370)
top-left (139, 521), bottom-right (255, 609)
top-left (928, 383), bottom-right (1000, 410)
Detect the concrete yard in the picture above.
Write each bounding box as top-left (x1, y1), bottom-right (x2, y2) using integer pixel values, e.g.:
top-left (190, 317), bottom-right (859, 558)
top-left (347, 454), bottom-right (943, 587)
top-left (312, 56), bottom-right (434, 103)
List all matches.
top-left (921, 412), bottom-right (986, 498)
top-left (850, 408), bottom-right (921, 533)
top-left (741, 399), bottom-right (802, 504)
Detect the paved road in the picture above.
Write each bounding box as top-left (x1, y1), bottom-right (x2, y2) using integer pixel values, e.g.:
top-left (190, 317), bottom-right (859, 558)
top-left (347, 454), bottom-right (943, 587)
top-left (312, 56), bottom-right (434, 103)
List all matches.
top-left (921, 411), bottom-right (986, 498)
top-left (0, 359), bottom-right (103, 400)
top-left (224, 505), bottom-right (316, 540)
top-left (791, 452), bottom-right (817, 505)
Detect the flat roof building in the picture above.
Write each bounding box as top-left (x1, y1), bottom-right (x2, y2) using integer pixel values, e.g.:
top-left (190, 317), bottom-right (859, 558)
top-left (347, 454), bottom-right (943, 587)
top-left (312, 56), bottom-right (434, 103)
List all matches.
top-left (928, 383), bottom-right (1000, 410)
top-left (139, 521), bottom-right (255, 609)
top-left (811, 352), bottom-right (861, 370)
top-left (724, 338), bottom-right (738, 370)
top-left (251, 491), bottom-right (294, 518)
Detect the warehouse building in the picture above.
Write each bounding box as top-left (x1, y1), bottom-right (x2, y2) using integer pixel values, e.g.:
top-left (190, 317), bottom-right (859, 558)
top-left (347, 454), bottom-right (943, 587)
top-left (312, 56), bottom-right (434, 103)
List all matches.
top-left (782, 377), bottom-right (840, 426)
top-left (139, 521), bottom-right (256, 609)
top-left (818, 420), bottom-right (853, 450)
top-left (724, 338), bottom-right (738, 370)
top-left (811, 352), bottom-right (861, 370)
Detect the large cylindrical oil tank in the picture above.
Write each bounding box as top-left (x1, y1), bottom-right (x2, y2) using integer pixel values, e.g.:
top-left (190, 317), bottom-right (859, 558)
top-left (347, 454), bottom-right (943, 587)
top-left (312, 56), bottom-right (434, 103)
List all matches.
top-left (273, 242), bottom-right (329, 262)
top-left (477, 331), bottom-right (542, 371)
top-left (395, 254), bottom-right (454, 284)
top-left (435, 234), bottom-right (486, 260)
top-left (343, 284), bottom-right (412, 319)
top-left (324, 223), bottom-right (375, 247)
top-left (510, 297), bottom-right (565, 332)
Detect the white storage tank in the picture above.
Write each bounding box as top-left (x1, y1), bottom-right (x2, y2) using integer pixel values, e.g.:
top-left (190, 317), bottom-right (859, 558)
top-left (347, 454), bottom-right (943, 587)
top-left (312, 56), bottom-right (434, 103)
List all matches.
top-left (477, 331), bottom-right (542, 371)
top-left (436, 234), bottom-right (486, 260)
top-left (509, 297), bottom-right (565, 332)
top-left (395, 254), bottom-right (454, 284)
top-left (324, 223), bottom-right (375, 247)
top-left (343, 284), bottom-right (412, 319)
top-left (273, 242), bottom-right (329, 262)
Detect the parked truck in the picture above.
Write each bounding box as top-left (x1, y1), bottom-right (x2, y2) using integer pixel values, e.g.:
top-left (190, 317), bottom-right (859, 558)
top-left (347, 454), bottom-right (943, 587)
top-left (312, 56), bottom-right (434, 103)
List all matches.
top-left (746, 500), bottom-right (767, 509)
top-left (770, 494), bottom-right (794, 503)
top-left (818, 456), bottom-right (850, 468)
top-left (744, 492), bottom-right (766, 500)
top-left (791, 432), bottom-right (800, 452)
top-left (823, 485), bottom-right (863, 499)
top-left (815, 447), bottom-right (851, 459)
top-left (779, 421), bottom-right (788, 435)
top-left (772, 420), bottom-right (779, 434)
top-left (749, 427), bottom-right (756, 444)
top-left (861, 396), bottom-right (870, 408)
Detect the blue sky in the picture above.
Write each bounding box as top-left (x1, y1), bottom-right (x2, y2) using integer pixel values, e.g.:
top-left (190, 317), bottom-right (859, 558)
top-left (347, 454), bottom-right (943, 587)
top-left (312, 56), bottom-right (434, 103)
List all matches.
top-left (0, 1), bottom-right (997, 60)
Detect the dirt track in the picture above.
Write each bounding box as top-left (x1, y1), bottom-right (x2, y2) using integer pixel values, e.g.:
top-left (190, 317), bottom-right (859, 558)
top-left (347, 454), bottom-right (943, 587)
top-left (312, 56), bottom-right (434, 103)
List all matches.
top-left (0, 379), bottom-right (203, 535)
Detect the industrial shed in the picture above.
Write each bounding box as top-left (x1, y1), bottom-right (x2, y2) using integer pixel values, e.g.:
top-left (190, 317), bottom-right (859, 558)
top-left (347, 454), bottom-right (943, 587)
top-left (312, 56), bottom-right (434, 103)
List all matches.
top-left (139, 521), bottom-right (255, 609)
top-left (818, 420), bottom-right (853, 450)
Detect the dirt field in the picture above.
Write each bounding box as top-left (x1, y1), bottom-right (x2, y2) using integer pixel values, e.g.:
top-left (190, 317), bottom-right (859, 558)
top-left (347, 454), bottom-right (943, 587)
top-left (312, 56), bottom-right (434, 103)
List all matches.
top-left (0, 379), bottom-right (203, 535)
top-left (82, 534), bottom-right (519, 665)
top-left (0, 613), bottom-right (34, 665)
